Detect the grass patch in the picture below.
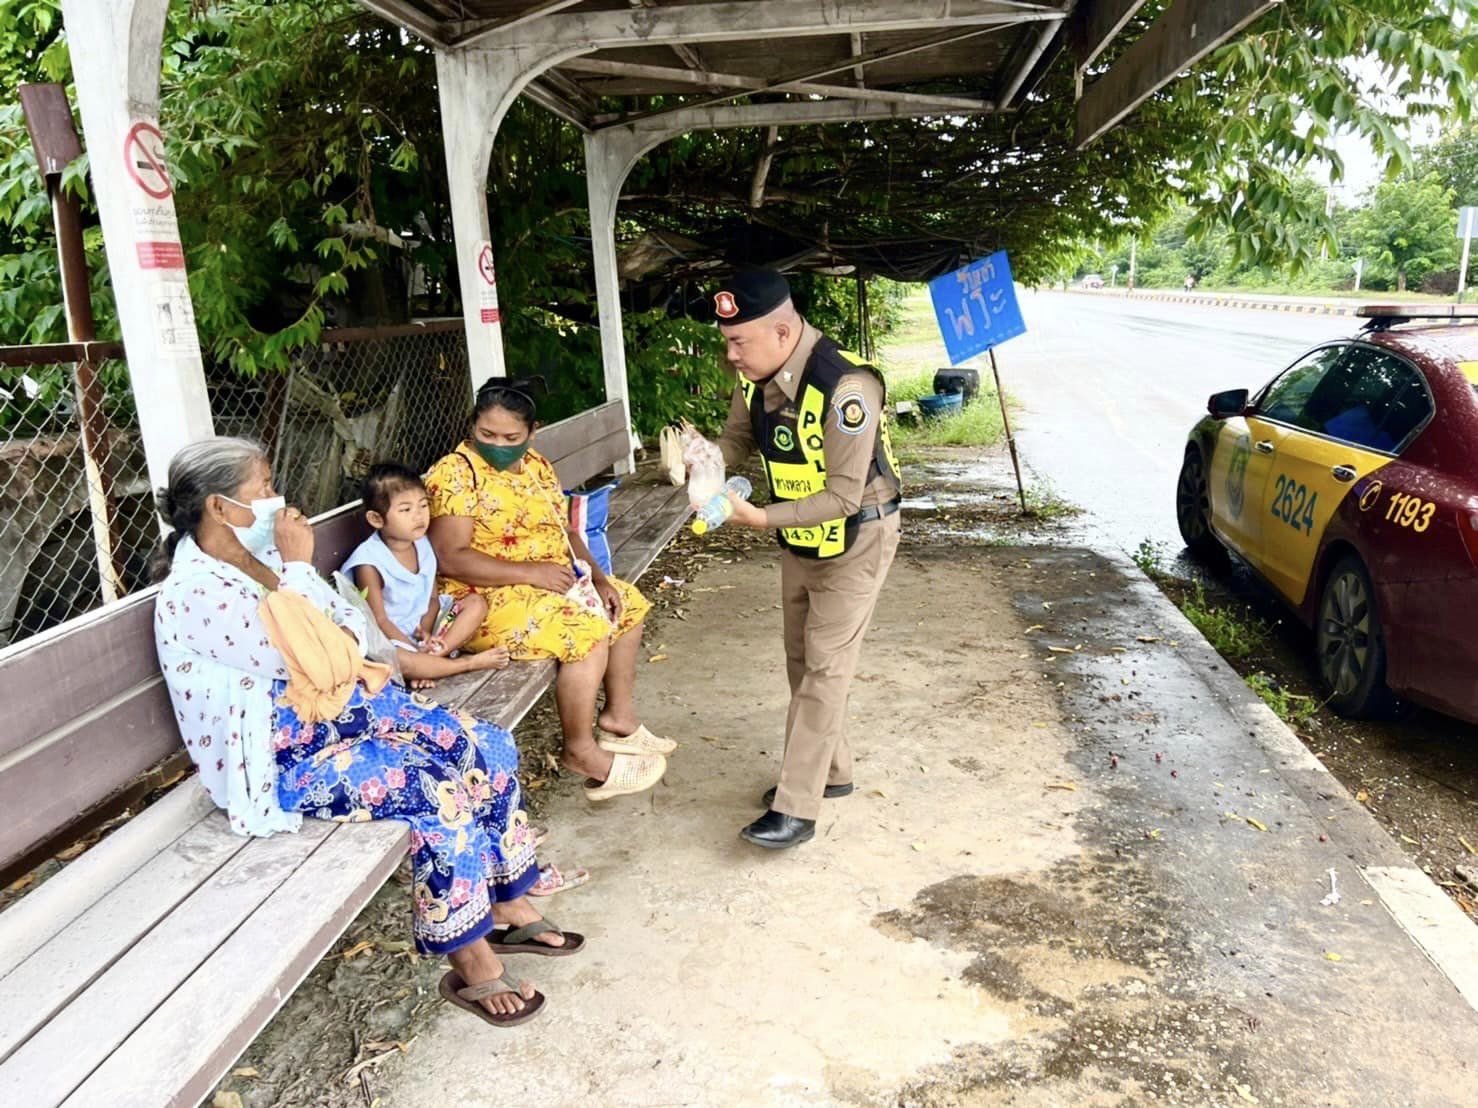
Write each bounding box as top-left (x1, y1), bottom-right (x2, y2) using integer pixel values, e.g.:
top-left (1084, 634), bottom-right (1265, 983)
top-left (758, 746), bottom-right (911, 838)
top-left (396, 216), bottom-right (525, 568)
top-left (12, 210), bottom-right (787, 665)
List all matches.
top-left (1131, 538), bottom-right (1170, 579)
top-left (875, 286), bottom-right (1007, 449)
top-left (1022, 482), bottom-right (1080, 520)
top-left (1174, 582), bottom-right (1269, 662)
top-left (1246, 672), bottom-right (1322, 729)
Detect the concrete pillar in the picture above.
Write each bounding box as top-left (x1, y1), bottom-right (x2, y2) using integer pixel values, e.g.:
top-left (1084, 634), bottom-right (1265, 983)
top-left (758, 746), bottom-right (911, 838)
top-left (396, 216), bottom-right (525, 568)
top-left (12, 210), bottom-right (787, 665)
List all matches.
top-left (582, 128), bottom-right (651, 475)
top-left (60, 0), bottom-right (214, 493)
top-left (435, 45), bottom-right (561, 393)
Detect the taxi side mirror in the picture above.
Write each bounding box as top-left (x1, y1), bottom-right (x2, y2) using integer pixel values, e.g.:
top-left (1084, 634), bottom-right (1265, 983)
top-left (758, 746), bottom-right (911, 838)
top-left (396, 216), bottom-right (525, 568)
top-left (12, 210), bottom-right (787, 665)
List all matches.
top-left (1208, 389), bottom-right (1249, 419)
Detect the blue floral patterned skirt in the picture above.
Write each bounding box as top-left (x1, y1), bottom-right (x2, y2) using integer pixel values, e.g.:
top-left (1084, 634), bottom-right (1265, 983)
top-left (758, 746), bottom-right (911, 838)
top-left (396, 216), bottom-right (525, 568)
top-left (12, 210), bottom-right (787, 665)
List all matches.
top-left (272, 680), bottom-right (538, 955)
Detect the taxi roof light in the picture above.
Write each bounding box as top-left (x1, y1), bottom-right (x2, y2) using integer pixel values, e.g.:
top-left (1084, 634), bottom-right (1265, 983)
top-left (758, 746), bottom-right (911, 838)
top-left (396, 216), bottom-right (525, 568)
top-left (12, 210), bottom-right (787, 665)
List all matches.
top-left (1357, 304), bottom-right (1478, 331)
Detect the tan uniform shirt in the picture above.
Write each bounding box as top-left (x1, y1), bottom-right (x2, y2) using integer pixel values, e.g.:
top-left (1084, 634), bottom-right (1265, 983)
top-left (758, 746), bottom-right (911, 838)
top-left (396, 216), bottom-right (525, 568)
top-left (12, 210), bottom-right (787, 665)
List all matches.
top-left (717, 321), bottom-right (898, 530)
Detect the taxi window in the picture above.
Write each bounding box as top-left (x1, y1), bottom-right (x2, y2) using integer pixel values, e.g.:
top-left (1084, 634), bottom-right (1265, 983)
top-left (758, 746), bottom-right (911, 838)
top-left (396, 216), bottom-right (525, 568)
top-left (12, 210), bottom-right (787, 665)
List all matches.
top-left (1301, 346), bottom-right (1431, 453)
top-left (1258, 345), bottom-right (1345, 426)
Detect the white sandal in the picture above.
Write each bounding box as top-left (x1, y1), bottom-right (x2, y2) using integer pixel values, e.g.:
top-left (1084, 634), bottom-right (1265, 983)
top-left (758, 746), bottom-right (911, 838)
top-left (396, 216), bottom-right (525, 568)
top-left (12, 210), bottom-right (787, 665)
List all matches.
top-left (597, 724), bottom-right (677, 756)
top-left (584, 752), bottom-right (667, 801)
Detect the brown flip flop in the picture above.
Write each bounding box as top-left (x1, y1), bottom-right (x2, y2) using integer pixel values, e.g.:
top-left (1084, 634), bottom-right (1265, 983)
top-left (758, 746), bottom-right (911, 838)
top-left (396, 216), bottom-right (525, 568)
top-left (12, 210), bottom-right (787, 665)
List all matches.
top-left (488, 919), bottom-right (586, 957)
top-left (438, 970), bottom-right (545, 1027)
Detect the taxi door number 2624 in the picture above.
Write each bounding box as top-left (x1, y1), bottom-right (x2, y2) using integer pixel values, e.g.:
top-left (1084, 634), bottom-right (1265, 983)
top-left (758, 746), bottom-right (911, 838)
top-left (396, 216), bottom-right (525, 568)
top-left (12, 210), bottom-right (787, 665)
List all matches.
top-left (1270, 474), bottom-right (1317, 536)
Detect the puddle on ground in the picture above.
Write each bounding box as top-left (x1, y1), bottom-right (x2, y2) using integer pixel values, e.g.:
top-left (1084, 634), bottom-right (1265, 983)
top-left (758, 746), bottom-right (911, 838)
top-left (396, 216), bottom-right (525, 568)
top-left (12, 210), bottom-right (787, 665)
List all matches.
top-left (872, 859), bottom-right (1277, 1106)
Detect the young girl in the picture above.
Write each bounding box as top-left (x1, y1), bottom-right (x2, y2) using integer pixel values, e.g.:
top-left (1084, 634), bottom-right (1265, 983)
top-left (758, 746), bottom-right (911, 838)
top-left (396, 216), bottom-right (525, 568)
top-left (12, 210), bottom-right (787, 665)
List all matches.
top-left (343, 463), bottom-right (510, 685)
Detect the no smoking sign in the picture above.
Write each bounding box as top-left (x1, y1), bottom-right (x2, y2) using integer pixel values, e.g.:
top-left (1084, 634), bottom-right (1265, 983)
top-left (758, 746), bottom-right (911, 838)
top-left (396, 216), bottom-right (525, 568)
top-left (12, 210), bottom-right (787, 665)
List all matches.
top-left (475, 241), bottom-right (500, 324)
top-left (124, 122), bottom-right (172, 200)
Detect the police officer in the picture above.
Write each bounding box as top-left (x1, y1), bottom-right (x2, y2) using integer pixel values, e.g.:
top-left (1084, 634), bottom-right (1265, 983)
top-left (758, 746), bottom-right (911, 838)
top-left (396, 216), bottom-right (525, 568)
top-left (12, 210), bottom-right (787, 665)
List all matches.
top-left (710, 269), bottom-right (902, 849)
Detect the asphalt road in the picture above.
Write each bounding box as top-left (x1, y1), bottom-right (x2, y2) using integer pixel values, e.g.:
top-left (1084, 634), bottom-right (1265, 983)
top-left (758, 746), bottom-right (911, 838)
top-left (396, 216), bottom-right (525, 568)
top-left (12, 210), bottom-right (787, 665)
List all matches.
top-left (993, 291), bottom-right (1478, 917)
top-left (1001, 290), bottom-right (1341, 561)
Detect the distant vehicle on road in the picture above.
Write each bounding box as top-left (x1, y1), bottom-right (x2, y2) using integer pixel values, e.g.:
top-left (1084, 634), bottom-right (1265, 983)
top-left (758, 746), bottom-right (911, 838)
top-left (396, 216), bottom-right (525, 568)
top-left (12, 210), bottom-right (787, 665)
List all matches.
top-left (1080, 274), bottom-right (1104, 289)
top-left (1176, 306), bottom-right (1478, 722)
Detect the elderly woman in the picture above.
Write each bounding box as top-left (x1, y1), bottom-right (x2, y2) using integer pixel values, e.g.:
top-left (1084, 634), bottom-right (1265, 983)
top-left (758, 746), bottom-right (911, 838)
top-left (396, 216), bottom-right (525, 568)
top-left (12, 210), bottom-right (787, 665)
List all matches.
top-left (152, 436), bottom-right (580, 1028)
top-left (424, 381), bottom-right (673, 802)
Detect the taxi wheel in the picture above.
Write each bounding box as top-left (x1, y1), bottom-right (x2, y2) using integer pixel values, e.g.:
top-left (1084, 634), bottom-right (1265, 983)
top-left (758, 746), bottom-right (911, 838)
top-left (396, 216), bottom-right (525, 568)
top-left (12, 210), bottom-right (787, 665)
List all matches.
top-left (1316, 555), bottom-right (1397, 718)
top-left (1175, 447), bottom-right (1222, 561)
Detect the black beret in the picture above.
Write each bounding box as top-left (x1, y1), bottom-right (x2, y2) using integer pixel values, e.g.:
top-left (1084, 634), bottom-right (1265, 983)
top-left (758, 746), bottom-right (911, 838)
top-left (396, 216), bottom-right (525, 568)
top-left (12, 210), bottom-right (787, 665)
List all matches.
top-left (711, 268), bottom-right (790, 325)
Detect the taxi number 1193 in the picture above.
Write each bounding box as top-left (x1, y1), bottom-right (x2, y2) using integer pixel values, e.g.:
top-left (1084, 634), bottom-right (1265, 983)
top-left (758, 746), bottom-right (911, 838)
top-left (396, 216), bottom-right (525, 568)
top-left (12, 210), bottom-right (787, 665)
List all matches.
top-left (1269, 474), bottom-right (1318, 535)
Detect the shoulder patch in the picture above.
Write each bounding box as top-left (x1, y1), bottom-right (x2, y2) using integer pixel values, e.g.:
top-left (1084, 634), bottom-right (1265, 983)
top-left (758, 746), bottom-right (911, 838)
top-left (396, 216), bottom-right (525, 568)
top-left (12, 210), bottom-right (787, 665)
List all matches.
top-left (833, 391), bottom-right (872, 435)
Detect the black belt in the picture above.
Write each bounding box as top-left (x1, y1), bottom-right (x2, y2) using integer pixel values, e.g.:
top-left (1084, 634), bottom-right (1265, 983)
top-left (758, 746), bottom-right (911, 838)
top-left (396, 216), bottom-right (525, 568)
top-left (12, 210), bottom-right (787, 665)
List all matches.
top-left (855, 498), bottom-right (902, 524)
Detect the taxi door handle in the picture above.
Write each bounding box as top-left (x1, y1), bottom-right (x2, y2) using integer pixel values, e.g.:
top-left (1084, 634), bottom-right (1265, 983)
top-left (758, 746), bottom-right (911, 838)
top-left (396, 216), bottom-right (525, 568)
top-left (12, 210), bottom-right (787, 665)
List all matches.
top-left (1331, 464), bottom-right (1357, 482)
top-left (1253, 440), bottom-right (1274, 455)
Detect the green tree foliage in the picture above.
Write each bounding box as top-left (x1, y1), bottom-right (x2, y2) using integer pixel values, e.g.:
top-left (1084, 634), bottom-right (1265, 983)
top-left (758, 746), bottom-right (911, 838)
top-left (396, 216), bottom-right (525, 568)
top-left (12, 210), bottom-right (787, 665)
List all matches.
top-left (1348, 172), bottom-right (1458, 292)
top-left (1417, 122), bottom-right (1478, 209)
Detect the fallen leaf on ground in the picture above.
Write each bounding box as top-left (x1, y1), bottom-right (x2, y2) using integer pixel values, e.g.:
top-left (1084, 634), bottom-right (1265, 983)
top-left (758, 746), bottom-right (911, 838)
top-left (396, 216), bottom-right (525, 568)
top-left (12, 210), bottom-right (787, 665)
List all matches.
top-left (340, 940), bottom-right (374, 959)
top-left (1246, 817), bottom-right (1269, 833)
top-left (1236, 1084), bottom-right (1260, 1104)
top-left (911, 841), bottom-right (926, 852)
top-left (868, 788), bottom-right (888, 799)
top-left (1460, 836), bottom-right (1476, 855)
top-left (1355, 790), bottom-right (1370, 803)
top-left (1024, 624), bottom-right (1044, 634)
top-left (1136, 635), bottom-right (1162, 643)
top-left (1048, 646), bottom-right (1074, 654)
top-left (212, 1094), bottom-right (244, 1108)
top-left (377, 939), bottom-right (412, 954)
top-left (1401, 834), bottom-right (1420, 846)
top-left (1324, 951), bottom-right (1343, 962)
top-left (648, 654), bottom-right (669, 663)
top-left (1044, 781), bottom-right (1078, 792)
top-left (1146, 828), bottom-right (1163, 840)
top-left (231, 1068), bottom-right (259, 1079)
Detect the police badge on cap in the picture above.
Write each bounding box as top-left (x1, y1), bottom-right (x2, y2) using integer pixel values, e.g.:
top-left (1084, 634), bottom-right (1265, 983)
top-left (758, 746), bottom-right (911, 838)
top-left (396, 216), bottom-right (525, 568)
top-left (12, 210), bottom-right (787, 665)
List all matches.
top-left (711, 269), bottom-right (791, 324)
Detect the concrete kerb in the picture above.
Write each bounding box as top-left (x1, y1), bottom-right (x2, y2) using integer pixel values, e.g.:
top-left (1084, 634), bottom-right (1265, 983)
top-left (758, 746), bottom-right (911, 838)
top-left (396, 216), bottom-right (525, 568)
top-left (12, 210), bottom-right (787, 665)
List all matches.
top-left (1067, 288), bottom-right (1358, 315)
top-left (1095, 543), bottom-right (1478, 1012)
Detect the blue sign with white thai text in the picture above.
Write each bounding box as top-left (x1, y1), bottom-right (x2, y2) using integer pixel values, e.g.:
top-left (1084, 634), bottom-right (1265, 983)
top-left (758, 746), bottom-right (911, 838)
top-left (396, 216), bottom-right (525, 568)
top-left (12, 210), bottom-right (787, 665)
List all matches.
top-left (928, 251), bottom-right (1026, 364)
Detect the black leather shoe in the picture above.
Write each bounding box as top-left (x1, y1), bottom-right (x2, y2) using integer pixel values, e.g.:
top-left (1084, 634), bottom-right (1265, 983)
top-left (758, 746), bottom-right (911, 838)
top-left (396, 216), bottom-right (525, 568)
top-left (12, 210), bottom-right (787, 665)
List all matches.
top-left (761, 782), bottom-right (853, 807)
top-left (739, 809), bottom-right (815, 849)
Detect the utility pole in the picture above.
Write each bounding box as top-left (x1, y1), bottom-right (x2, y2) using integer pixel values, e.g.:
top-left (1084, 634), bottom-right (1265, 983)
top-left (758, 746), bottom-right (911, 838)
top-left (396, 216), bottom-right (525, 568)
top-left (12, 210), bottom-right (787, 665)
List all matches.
top-left (1128, 238), bottom-right (1137, 291)
top-left (20, 83), bottom-right (126, 602)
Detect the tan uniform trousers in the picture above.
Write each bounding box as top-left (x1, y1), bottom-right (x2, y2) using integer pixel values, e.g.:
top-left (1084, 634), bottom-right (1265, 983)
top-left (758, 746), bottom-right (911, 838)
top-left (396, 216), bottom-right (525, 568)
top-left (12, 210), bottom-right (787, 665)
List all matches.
top-left (772, 510), bottom-right (901, 820)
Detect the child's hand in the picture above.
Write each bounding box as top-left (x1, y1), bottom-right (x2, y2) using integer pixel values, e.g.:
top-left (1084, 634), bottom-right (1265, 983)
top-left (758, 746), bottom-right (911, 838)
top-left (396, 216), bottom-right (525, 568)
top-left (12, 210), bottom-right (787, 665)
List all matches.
top-left (425, 636), bottom-right (449, 656)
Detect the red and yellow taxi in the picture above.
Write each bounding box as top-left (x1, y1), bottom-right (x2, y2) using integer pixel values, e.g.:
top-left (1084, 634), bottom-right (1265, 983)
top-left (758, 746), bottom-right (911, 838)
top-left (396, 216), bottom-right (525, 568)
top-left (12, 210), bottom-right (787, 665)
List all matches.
top-left (1176, 307), bottom-right (1478, 722)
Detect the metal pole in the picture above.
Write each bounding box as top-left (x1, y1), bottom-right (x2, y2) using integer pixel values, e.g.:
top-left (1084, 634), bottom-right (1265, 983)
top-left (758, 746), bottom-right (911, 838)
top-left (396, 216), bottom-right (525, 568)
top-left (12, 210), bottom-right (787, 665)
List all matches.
top-left (989, 347), bottom-right (1027, 514)
top-left (1458, 209), bottom-right (1474, 305)
top-left (21, 83), bottom-right (125, 602)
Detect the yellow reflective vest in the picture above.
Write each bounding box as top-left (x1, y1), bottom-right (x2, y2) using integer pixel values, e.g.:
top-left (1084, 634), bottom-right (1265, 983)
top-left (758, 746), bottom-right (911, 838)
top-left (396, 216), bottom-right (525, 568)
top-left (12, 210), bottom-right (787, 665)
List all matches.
top-left (739, 337), bottom-right (901, 559)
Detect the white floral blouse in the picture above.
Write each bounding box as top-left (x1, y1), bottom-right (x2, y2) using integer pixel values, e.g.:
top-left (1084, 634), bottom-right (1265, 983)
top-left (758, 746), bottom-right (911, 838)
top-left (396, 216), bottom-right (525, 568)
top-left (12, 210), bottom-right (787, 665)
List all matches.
top-left (153, 535), bottom-right (368, 837)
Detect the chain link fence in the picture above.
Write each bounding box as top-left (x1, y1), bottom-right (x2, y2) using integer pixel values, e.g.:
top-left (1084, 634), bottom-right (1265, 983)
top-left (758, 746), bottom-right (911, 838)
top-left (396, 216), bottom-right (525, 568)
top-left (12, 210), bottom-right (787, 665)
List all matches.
top-left (0, 320), bottom-right (474, 648)
top-left (209, 319), bottom-right (473, 516)
top-left (0, 345), bottom-right (156, 647)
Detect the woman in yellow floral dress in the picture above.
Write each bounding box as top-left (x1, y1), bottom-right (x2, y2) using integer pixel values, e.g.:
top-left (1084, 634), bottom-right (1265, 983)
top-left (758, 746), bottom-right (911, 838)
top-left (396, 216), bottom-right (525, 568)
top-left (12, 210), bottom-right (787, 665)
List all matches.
top-left (426, 381), bottom-right (673, 801)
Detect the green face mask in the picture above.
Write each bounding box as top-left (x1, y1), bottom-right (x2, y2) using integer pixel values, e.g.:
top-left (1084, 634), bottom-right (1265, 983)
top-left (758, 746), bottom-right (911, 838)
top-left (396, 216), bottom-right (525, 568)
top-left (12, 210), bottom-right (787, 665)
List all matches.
top-left (473, 438), bottom-right (531, 471)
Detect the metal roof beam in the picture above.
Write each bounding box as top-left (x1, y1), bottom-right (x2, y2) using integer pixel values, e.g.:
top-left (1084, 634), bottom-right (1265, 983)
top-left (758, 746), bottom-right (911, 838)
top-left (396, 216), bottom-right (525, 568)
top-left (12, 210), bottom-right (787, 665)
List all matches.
top-left (850, 33), bottom-right (867, 88)
top-left (467, 0), bottom-right (1067, 51)
top-left (565, 57), bottom-right (994, 120)
top-left (609, 24), bottom-right (1020, 124)
top-left (450, 0), bottom-right (586, 48)
top-left (354, 0), bottom-right (450, 46)
top-left (1075, 0), bottom-right (1273, 148)
top-left (996, 0), bottom-right (1073, 108)
top-left (523, 78), bottom-right (593, 131)
top-left (1067, 0), bottom-right (1148, 70)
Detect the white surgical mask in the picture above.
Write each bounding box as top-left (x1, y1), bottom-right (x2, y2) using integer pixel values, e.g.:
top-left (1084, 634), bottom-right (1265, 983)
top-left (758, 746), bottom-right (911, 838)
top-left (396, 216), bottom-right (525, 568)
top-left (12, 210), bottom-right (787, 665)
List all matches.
top-left (222, 494), bottom-right (285, 556)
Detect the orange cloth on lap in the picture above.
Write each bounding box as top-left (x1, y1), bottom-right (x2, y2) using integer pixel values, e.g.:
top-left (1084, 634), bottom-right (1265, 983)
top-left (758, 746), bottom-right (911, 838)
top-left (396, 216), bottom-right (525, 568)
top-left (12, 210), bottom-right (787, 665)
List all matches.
top-left (259, 588), bottom-right (392, 726)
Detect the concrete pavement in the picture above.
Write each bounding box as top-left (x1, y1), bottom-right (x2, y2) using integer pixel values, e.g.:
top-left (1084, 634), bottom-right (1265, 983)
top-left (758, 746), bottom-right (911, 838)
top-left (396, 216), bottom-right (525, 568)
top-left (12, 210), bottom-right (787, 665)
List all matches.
top-left (372, 472), bottom-right (1478, 1106)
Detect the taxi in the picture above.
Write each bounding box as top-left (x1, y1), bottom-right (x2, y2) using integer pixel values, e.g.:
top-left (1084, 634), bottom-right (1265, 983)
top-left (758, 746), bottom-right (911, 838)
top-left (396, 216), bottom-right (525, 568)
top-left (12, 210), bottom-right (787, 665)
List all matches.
top-left (1176, 306), bottom-right (1478, 722)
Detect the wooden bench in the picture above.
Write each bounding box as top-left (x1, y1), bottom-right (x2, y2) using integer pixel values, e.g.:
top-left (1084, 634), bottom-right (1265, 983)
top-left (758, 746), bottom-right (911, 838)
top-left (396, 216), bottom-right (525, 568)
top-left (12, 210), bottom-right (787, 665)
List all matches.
top-left (0, 400), bottom-right (692, 1107)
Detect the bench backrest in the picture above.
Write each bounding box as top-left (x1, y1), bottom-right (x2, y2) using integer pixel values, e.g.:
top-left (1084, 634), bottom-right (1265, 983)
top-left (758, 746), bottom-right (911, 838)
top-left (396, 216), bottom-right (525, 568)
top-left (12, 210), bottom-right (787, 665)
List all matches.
top-left (0, 400), bottom-right (629, 878)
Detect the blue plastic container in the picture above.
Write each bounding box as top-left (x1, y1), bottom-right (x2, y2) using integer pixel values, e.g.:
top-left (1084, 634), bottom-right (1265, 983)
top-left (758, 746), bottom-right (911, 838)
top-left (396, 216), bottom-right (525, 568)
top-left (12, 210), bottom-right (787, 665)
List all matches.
top-left (918, 392), bottom-right (964, 420)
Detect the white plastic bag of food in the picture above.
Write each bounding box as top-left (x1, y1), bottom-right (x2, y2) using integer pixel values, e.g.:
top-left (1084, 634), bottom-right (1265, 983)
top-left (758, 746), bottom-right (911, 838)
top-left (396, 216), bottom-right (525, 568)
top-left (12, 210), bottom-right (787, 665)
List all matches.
top-left (680, 424), bottom-right (726, 509)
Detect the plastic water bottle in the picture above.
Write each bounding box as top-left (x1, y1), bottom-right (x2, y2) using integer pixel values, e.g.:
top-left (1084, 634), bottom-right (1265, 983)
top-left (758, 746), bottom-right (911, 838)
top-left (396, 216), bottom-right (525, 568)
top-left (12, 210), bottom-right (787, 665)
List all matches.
top-left (691, 476), bottom-right (753, 535)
